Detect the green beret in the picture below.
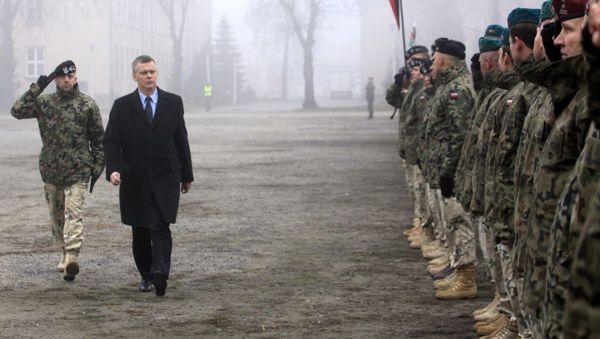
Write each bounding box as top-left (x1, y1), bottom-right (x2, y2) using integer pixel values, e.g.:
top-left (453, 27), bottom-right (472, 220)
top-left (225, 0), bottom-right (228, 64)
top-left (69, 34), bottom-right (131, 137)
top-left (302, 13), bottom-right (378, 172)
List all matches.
top-left (479, 36), bottom-right (503, 53)
top-left (540, 1), bottom-right (554, 22)
top-left (507, 8), bottom-right (541, 28)
top-left (502, 27), bottom-right (510, 47)
top-left (484, 24), bottom-right (505, 39)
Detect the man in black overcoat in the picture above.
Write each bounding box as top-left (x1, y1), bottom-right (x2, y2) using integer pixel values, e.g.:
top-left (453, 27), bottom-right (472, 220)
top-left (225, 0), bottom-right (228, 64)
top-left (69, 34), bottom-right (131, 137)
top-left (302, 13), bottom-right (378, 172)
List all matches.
top-left (104, 55), bottom-right (194, 296)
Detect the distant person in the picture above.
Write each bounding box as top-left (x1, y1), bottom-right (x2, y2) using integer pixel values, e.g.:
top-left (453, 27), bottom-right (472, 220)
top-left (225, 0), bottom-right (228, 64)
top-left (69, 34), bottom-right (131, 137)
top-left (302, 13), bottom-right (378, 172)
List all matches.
top-left (11, 60), bottom-right (105, 282)
top-left (365, 77), bottom-right (375, 119)
top-left (203, 83), bottom-right (213, 112)
top-left (104, 55), bottom-right (194, 297)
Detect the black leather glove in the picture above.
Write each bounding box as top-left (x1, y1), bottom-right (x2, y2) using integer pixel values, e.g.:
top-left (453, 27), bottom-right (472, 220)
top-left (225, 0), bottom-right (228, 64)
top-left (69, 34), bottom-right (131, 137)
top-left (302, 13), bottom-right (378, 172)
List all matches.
top-left (439, 176), bottom-right (454, 198)
top-left (36, 72), bottom-right (56, 91)
top-left (89, 174), bottom-right (99, 193)
top-left (541, 22), bottom-right (562, 62)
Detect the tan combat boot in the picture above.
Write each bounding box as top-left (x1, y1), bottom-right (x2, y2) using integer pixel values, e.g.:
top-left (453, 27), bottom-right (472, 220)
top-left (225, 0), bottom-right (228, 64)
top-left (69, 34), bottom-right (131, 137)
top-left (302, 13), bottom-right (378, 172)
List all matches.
top-left (473, 292), bottom-right (500, 317)
top-left (475, 313), bottom-right (507, 336)
top-left (63, 252), bottom-right (80, 282)
top-left (423, 245), bottom-right (447, 260)
top-left (481, 317), bottom-right (518, 339)
top-left (428, 254), bottom-right (448, 267)
top-left (421, 239), bottom-right (440, 253)
top-left (57, 250), bottom-right (66, 273)
top-left (409, 234), bottom-right (424, 249)
top-left (433, 269), bottom-right (457, 289)
top-left (435, 264), bottom-right (477, 300)
top-left (403, 217), bottom-right (421, 236)
top-left (474, 304), bottom-right (500, 322)
top-left (428, 260), bottom-right (450, 275)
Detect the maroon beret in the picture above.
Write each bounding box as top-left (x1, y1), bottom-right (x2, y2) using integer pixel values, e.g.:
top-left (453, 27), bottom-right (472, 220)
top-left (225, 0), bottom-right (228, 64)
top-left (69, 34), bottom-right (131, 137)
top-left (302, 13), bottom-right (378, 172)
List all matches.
top-left (552, 0), bottom-right (587, 21)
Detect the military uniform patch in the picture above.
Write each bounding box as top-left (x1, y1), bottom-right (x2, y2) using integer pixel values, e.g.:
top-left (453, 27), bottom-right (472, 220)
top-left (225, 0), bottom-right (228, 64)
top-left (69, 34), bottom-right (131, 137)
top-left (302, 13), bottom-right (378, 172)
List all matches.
top-left (450, 92), bottom-right (459, 100)
top-left (506, 99), bottom-right (513, 108)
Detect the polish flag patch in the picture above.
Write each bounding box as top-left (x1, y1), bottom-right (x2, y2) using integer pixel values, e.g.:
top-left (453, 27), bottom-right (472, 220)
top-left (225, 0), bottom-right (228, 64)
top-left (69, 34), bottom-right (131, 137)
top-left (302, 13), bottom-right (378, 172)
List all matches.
top-left (506, 99), bottom-right (513, 108)
top-left (450, 92), bottom-right (459, 100)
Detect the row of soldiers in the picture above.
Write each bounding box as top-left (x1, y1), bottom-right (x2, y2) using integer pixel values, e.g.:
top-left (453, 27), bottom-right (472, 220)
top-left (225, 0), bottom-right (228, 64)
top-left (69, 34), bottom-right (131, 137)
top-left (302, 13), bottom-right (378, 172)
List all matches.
top-left (386, 0), bottom-right (599, 338)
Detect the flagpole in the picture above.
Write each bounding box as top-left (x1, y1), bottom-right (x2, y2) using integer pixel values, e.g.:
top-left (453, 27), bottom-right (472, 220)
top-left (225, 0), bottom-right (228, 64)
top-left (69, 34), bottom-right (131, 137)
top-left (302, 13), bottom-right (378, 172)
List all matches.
top-left (399, 0), bottom-right (407, 63)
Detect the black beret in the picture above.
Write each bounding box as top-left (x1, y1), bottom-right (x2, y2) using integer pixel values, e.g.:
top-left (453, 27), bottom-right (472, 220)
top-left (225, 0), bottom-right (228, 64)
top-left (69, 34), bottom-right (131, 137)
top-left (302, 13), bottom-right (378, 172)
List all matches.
top-left (405, 45), bottom-right (429, 59)
top-left (435, 39), bottom-right (466, 60)
top-left (54, 60), bottom-right (76, 76)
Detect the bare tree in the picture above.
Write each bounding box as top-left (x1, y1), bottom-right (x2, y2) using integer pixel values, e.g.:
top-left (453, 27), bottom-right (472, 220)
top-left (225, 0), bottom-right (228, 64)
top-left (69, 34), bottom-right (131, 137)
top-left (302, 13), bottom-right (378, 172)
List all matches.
top-left (247, 0), bottom-right (294, 100)
top-left (278, 0), bottom-right (321, 109)
top-left (0, 0), bottom-right (21, 110)
top-left (155, 0), bottom-right (192, 94)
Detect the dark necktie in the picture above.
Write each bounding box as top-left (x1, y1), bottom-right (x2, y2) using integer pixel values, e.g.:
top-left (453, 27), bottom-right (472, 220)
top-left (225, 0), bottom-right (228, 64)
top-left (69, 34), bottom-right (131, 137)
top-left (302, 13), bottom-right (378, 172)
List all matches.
top-left (145, 97), bottom-right (153, 121)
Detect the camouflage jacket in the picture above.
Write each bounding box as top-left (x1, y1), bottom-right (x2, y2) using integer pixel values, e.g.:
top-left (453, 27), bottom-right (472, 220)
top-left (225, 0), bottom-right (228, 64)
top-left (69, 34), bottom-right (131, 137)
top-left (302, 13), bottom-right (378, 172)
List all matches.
top-left (11, 83), bottom-right (105, 187)
top-left (523, 56), bottom-right (590, 320)
top-left (417, 85), bottom-right (437, 165)
top-left (404, 80), bottom-right (426, 165)
top-left (422, 62), bottom-right (475, 188)
top-left (398, 82), bottom-right (422, 158)
top-left (386, 83), bottom-right (407, 157)
top-left (492, 55), bottom-right (545, 240)
top-left (512, 60), bottom-right (555, 273)
top-left (545, 52), bottom-right (600, 338)
top-left (562, 42), bottom-right (600, 339)
top-left (454, 72), bottom-right (497, 210)
top-left (481, 70), bottom-right (520, 222)
top-left (470, 70), bottom-right (511, 216)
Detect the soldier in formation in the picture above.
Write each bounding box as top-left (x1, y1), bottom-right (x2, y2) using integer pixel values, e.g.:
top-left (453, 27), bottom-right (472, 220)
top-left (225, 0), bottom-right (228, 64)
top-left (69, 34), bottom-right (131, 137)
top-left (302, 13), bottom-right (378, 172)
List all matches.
top-left (391, 0), bottom-right (599, 337)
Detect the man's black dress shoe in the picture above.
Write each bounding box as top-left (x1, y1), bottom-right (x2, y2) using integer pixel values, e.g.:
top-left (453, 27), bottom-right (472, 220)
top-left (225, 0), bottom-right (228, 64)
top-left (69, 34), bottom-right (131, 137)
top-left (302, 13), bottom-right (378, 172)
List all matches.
top-left (139, 279), bottom-right (152, 292)
top-left (152, 272), bottom-right (167, 297)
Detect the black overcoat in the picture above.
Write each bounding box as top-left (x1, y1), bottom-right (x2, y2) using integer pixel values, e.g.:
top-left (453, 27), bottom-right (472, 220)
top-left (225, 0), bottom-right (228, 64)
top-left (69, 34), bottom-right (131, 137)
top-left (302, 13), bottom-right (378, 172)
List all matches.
top-left (104, 88), bottom-right (193, 226)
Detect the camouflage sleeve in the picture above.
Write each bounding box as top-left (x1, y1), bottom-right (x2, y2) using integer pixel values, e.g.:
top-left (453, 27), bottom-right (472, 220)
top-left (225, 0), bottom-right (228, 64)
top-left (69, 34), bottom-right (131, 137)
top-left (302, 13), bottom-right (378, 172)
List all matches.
top-left (87, 101), bottom-right (105, 178)
top-left (10, 83), bottom-right (44, 120)
top-left (440, 86), bottom-right (472, 179)
top-left (386, 83), bottom-right (405, 108)
top-left (404, 92), bottom-right (421, 165)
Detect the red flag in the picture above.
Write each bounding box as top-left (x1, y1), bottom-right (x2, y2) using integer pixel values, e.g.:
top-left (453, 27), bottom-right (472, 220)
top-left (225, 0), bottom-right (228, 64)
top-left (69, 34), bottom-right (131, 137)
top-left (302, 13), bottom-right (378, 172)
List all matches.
top-left (389, 0), bottom-right (400, 29)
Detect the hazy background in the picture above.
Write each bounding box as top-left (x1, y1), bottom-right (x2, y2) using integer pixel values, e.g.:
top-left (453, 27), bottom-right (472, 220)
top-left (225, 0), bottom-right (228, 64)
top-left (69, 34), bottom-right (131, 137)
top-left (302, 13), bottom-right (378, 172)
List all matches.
top-left (0, 0), bottom-right (545, 111)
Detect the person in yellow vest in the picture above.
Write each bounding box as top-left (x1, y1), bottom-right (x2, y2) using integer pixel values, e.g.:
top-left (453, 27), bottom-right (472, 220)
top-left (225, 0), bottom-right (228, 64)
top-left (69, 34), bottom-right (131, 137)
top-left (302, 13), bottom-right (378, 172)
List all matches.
top-left (203, 83), bottom-right (213, 112)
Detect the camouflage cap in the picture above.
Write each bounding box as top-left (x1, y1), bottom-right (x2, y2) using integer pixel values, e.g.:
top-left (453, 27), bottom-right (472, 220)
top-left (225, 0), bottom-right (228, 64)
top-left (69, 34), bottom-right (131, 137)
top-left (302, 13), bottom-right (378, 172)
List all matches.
top-left (552, 0), bottom-right (586, 22)
top-left (507, 8), bottom-right (541, 28)
top-left (540, 1), bottom-right (555, 23)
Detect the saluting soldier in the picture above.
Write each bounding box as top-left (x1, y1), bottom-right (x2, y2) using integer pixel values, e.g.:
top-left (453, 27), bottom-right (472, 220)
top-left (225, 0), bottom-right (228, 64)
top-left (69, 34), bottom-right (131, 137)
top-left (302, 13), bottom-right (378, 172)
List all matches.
top-left (11, 60), bottom-right (105, 282)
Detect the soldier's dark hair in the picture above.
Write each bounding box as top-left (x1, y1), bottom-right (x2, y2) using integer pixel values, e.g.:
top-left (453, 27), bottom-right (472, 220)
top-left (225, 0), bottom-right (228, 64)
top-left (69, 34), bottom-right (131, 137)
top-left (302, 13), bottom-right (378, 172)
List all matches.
top-left (132, 55), bottom-right (156, 73)
top-left (509, 22), bottom-right (537, 49)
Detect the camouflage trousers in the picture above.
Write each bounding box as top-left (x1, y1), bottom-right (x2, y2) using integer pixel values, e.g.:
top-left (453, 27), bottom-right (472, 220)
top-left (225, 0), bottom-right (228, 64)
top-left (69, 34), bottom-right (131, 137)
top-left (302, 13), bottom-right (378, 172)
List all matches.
top-left (403, 159), bottom-right (414, 197)
top-left (445, 198), bottom-right (476, 267)
top-left (43, 182), bottom-right (87, 255)
top-left (498, 242), bottom-right (527, 332)
top-left (426, 185), bottom-right (447, 245)
top-left (411, 165), bottom-right (431, 225)
top-left (478, 217), bottom-right (503, 289)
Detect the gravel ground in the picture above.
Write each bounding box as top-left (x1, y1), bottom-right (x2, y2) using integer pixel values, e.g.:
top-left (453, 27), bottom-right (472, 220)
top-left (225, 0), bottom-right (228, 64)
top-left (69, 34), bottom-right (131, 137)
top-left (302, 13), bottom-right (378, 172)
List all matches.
top-left (0, 103), bottom-right (492, 338)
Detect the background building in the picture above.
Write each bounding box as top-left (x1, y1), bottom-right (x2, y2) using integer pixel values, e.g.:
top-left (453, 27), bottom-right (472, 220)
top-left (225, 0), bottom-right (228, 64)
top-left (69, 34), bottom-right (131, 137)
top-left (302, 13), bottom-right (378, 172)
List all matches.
top-left (5, 0), bottom-right (212, 110)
